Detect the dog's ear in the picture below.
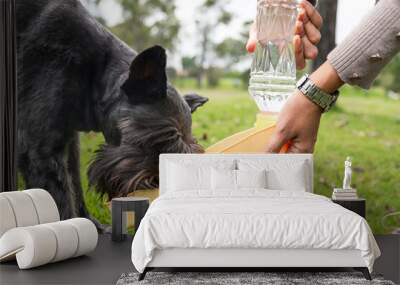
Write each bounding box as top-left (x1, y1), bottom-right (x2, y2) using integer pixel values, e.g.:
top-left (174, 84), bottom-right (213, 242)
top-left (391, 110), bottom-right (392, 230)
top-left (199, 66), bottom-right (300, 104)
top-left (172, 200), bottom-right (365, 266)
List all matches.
top-left (183, 94), bottom-right (209, 113)
top-left (121, 45), bottom-right (167, 104)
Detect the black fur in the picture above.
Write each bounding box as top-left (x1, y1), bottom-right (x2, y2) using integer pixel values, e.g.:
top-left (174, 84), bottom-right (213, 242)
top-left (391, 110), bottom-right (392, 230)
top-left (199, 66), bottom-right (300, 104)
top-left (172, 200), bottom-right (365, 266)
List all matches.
top-left (16, 0), bottom-right (208, 221)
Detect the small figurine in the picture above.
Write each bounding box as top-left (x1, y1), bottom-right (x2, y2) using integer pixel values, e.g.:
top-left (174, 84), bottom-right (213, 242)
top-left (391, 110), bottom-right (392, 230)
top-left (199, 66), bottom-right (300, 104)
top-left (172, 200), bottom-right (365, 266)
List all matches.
top-left (343, 157), bottom-right (352, 190)
top-left (332, 157), bottom-right (358, 199)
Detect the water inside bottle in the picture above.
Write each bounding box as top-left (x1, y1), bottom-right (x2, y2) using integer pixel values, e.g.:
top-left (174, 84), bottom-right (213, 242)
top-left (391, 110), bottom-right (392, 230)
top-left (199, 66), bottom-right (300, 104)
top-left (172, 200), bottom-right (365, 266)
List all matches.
top-left (249, 0), bottom-right (298, 113)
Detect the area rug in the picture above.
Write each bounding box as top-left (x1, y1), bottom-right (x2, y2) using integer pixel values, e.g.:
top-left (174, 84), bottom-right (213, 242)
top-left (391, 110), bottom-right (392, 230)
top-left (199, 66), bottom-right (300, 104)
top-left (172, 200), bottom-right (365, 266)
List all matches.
top-left (116, 272), bottom-right (395, 285)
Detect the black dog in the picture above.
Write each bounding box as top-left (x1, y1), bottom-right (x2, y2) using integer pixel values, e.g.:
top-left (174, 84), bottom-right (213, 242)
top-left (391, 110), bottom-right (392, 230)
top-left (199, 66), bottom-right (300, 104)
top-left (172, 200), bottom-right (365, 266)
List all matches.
top-left (16, 0), bottom-right (208, 221)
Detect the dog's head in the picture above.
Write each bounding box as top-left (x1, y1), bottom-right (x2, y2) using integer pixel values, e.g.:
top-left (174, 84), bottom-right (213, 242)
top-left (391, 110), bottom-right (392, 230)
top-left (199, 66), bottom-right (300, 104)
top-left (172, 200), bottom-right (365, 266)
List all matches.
top-left (88, 46), bottom-right (208, 199)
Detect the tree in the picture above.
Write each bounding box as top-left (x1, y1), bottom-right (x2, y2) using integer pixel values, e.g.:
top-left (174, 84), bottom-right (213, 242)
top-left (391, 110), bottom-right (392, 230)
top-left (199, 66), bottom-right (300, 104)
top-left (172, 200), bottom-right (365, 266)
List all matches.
top-left (181, 56), bottom-right (199, 78)
top-left (194, 0), bottom-right (233, 88)
top-left (206, 66), bottom-right (224, 87)
top-left (312, 0), bottom-right (338, 71)
top-left (85, 0), bottom-right (180, 52)
top-left (213, 20), bottom-right (252, 88)
top-left (215, 38), bottom-right (246, 68)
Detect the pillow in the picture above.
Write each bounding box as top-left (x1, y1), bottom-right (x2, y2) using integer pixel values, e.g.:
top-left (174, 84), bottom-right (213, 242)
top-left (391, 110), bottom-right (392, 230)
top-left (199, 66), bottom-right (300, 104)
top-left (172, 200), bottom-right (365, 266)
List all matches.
top-left (167, 162), bottom-right (211, 191)
top-left (166, 159), bottom-right (236, 192)
top-left (211, 168), bottom-right (237, 191)
top-left (236, 169), bottom-right (267, 189)
top-left (211, 169), bottom-right (268, 191)
top-left (238, 159), bottom-right (309, 191)
top-left (266, 163), bottom-right (307, 191)
top-left (0, 218), bottom-right (97, 269)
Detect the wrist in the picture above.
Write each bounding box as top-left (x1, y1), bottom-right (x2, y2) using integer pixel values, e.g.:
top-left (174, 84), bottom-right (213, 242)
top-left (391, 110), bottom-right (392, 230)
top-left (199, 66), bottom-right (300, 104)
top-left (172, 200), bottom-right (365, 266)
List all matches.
top-left (294, 89), bottom-right (324, 114)
top-left (309, 61), bottom-right (344, 94)
top-left (296, 73), bottom-right (339, 113)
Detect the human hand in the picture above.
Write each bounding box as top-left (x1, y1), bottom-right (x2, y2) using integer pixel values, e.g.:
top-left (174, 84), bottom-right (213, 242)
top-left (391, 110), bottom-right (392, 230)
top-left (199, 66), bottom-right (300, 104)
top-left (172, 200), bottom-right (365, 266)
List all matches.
top-left (266, 61), bottom-right (343, 153)
top-left (246, 0), bottom-right (323, 70)
top-left (266, 90), bottom-right (323, 153)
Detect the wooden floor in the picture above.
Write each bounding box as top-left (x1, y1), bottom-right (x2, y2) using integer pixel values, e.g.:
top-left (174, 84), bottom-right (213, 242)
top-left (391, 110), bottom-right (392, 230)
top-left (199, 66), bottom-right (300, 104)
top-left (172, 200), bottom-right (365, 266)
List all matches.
top-left (0, 234), bottom-right (398, 285)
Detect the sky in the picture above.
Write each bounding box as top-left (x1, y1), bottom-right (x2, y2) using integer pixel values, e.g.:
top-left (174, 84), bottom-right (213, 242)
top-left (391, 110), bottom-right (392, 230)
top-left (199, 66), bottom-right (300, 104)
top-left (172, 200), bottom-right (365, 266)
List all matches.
top-left (91, 0), bottom-right (376, 67)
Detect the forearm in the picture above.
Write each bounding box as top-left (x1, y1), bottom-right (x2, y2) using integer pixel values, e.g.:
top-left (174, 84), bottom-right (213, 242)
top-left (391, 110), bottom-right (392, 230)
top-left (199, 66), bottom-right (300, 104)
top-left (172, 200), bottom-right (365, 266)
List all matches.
top-left (327, 0), bottom-right (400, 89)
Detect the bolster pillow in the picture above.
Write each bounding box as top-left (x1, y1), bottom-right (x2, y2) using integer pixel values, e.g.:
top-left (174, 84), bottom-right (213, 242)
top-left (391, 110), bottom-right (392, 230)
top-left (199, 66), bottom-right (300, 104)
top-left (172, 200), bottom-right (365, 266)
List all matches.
top-left (0, 189), bottom-right (60, 237)
top-left (0, 218), bottom-right (98, 269)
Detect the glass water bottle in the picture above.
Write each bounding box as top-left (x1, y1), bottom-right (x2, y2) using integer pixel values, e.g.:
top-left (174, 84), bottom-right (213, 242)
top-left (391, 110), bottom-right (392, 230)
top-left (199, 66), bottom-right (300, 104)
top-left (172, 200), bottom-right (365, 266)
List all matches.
top-left (249, 0), bottom-right (300, 113)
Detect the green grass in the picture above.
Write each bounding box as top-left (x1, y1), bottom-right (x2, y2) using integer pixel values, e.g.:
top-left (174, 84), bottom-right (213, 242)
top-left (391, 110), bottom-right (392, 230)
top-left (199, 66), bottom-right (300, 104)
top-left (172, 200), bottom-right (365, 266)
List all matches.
top-left (80, 84), bottom-right (400, 234)
top-left (80, 132), bottom-right (110, 224)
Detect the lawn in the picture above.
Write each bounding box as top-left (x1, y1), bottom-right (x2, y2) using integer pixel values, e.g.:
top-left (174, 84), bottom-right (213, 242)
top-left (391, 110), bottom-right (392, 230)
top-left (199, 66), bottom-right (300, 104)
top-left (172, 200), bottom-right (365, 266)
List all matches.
top-left (80, 84), bottom-right (400, 234)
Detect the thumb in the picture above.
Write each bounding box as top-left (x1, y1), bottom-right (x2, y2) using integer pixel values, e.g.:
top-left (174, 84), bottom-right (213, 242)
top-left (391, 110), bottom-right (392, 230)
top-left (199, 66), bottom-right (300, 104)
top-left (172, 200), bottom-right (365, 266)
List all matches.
top-left (246, 23), bottom-right (257, 53)
top-left (246, 39), bottom-right (257, 53)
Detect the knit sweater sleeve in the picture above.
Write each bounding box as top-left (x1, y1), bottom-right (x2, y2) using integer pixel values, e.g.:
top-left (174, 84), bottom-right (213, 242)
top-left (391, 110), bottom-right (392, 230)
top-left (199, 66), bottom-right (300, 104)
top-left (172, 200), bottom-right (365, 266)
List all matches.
top-left (327, 0), bottom-right (400, 89)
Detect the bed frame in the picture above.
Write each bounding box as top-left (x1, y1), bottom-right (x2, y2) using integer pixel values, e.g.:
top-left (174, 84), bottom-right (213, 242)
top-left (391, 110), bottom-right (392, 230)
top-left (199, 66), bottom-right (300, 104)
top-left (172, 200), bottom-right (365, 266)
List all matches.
top-left (138, 154), bottom-right (372, 281)
top-left (139, 248), bottom-right (371, 280)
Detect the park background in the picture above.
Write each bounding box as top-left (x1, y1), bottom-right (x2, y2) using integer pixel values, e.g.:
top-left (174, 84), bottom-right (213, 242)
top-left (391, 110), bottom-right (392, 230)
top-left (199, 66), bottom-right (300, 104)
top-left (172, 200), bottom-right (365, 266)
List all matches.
top-left (61, 0), bottom-right (400, 234)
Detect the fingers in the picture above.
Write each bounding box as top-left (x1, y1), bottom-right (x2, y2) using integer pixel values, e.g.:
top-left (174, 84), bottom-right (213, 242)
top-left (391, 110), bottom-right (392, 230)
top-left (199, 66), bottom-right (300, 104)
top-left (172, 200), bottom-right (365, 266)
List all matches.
top-left (287, 144), bottom-right (302, 153)
top-left (294, 35), bottom-right (306, 70)
top-left (287, 131), bottom-right (318, 154)
top-left (269, 134), bottom-right (316, 154)
top-left (297, 8), bottom-right (309, 26)
top-left (246, 23), bottom-right (257, 53)
top-left (295, 3), bottom-right (321, 65)
top-left (287, 142), bottom-right (314, 154)
top-left (286, 134), bottom-right (317, 153)
top-left (304, 20), bottom-right (321, 45)
top-left (294, 20), bottom-right (305, 37)
top-left (299, 0), bottom-right (323, 29)
top-left (299, 9), bottom-right (321, 45)
top-left (266, 128), bottom-right (290, 153)
top-left (267, 131), bottom-right (315, 154)
top-left (302, 36), bottom-right (319, 60)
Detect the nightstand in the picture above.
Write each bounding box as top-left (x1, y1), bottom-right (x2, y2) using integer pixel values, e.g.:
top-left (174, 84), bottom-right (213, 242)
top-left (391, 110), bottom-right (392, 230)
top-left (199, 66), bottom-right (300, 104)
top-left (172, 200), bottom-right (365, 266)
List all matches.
top-left (332, 198), bottom-right (366, 218)
top-left (111, 197), bottom-right (150, 242)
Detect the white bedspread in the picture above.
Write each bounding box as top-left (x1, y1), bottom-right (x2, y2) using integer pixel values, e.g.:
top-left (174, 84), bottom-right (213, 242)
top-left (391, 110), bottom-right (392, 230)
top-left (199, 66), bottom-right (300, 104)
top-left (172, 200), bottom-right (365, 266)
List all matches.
top-left (131, 190), bottom-right (380, 273)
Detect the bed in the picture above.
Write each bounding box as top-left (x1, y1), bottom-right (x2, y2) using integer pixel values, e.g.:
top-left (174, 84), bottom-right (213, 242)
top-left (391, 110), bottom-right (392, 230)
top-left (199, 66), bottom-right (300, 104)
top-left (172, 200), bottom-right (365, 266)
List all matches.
top-left (131, 154), bottom-right (380, 280)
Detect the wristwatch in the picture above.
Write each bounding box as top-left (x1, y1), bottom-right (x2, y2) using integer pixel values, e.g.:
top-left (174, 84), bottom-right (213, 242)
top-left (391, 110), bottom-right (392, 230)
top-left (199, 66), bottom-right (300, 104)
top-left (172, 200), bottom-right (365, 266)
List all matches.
top-left (296, 74), bottom-right (339, 112)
